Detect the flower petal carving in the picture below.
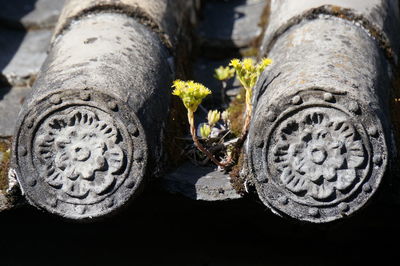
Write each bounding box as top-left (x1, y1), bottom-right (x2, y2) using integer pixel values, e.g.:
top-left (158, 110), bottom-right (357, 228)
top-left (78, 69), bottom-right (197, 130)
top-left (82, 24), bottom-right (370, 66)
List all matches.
top-left (36, 109), bottom-right (127, 203)
top-left (273, 110), bottom-right (367, 201)
top-left (336, 169), bottom-right (356, 191)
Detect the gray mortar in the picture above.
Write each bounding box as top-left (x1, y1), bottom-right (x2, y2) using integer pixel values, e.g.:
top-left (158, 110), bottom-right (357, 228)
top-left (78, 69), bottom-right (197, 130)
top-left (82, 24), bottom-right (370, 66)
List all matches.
top-left (247, 0), bottom-right (399, 223)
top-left (12, 0), bottom-right (194, 220)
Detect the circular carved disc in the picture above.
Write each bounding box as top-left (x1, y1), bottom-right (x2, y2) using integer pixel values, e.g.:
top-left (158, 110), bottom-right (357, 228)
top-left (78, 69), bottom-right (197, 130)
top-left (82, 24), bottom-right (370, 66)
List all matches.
top-left (14, 89), bottom-right (147, 220)
top-left (248, 90), bottom-right (387, 223)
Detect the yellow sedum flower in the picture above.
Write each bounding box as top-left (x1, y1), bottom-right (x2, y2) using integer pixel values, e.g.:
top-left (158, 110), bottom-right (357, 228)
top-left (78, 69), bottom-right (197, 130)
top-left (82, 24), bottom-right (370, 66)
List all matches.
top-left (200, 124), bottom-right (211, 139)
top-left (172, 80), bottom-right (211, 113)
top-left (229, 57), bottom-right (272, 109)
top-left (229, 57), bottom-right (272, 90)
top-left (259, 58), bottom-right (273, 71)
top-left (214, 66), bottom-right (235, 81)
top-left (230, 59), bottom-right (240, 68)
top-left (207, 110), bottom-right (220, 127)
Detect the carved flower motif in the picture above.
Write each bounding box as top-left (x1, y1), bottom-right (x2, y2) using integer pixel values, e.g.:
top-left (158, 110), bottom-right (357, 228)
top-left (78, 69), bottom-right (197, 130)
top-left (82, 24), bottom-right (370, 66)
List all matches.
top-left (273, 112), bottom-right (365, 200)
top-left (37, 110), bottom-right (125, 200)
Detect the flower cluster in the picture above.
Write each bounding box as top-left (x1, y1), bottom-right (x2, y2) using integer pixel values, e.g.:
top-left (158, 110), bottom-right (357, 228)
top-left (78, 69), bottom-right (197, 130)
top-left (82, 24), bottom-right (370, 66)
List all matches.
top-left (207, 110), bottom-right (221, 127)
top-left (214, 66), bottom-right (235, 81)
top-left (229, 58), bottom-right (272, 90)
top-left (170, 56), bottom-right (272, 168)
top-left (200, 124), bottom-right (211, 139)
top-left (200, 109), bottom-right (223, 139)
top-left (172, 80), bottom-right (211, 113)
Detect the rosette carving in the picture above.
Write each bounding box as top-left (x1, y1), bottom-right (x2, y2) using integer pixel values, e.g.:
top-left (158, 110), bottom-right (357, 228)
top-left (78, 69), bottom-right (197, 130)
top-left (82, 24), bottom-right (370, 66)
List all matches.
top-left (272, 109), bottom-right (367, 202)
top-left (36, 109), bottom-right (126, 202)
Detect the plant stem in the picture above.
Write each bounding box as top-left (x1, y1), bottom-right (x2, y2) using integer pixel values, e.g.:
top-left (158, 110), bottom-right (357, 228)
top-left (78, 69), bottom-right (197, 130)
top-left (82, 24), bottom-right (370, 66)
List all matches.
top-left (242, 87), bottom-right (252, 135)
top-left (186, 86), bottom-right (253, 169)
top-left (187, 111), bottom-right (225, 167)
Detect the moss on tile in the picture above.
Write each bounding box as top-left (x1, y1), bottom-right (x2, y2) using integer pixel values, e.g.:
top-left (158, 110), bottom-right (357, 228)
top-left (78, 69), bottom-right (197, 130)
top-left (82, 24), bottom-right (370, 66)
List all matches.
top-left (227, 88), bottom-right (246, 137)
top-left (0, 137), bottom-right (12, 192)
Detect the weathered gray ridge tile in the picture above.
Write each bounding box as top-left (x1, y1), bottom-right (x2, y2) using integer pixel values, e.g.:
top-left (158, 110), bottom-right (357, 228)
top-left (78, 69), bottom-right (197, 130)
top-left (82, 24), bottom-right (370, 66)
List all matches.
top-left (11, 0), bottom-right (196, 220)
top-left (247, 0), bottom-right (399, 223)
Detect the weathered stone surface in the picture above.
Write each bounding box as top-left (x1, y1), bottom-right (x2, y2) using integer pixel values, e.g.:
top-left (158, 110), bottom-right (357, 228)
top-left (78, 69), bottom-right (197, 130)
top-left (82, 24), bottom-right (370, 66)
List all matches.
top-left (0, 86), bottom-right (31, 137)
top-left (260, 0), bottom-right (400, 63)
top-left (198, 0), bottom-right (267, 49)
top-left (0, 29), bottom-right (52, 87)
top-left (53, 0), bottom-right (196, 48)
top-left (0, 0), bottom-right (65, 29)
top-left (12, 0), bottom-right (194, 219)
top-left (247, 0), bottom-right (398, 223)
top-left (164, 162), bottom-right (242, 201)
top-left (13, 14), bottom-right (163, 220)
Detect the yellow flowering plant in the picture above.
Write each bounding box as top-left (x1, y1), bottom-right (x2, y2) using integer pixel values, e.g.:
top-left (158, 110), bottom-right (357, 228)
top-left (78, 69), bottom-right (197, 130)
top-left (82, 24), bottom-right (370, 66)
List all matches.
top-left (171, 57), bottom-right (272, 169)
top-left (200, 124), bottom-right (211, 139)
top-left (214, 66), bottom-right (235, 107)
top-left (229, 57), bottom-right (272, 135)
top-left (230, 57), bottom-right (272, 108)
top-left (172, 80), bottom-right (223, 167)
top-left (172, 80), bottom-right (211, 113)
top-left (172, 80), bottom-right (211, 132)
top-left (207, 110), bottom-right (221, 127)
top-left (230, 58), bottom-right (272, 89)
top-left (214, 66), bottom-right (235, 81)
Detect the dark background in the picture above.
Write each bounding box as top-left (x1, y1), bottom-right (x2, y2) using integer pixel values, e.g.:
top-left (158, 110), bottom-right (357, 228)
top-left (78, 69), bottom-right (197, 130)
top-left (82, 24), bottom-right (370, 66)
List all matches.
top-left (1, 184), bottom-right (399, 266)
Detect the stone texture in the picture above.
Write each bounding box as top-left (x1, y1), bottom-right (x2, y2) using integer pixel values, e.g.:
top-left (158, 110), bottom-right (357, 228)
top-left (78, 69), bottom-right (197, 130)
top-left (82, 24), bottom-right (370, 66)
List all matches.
top-left (198, 0), bottom-right (267, 49)
top-left (11, 0), bottom-right (194, 219)
top-left (0, 0), bottom-right (61, 212)
top-left (246, 0), bottom-right (398, 223)
top-left (260, 0), bottom-right (400, 63)
top-left (53, 0), bottom-right (196, 48)
top-left (0, 0), bottom-right (65, 29)
top-left (0, 29), bottom-right (52, 87)
top-left (13, 14), bottom-right (164, 220)
top-left (164, 162), bottom-right (242, 201)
